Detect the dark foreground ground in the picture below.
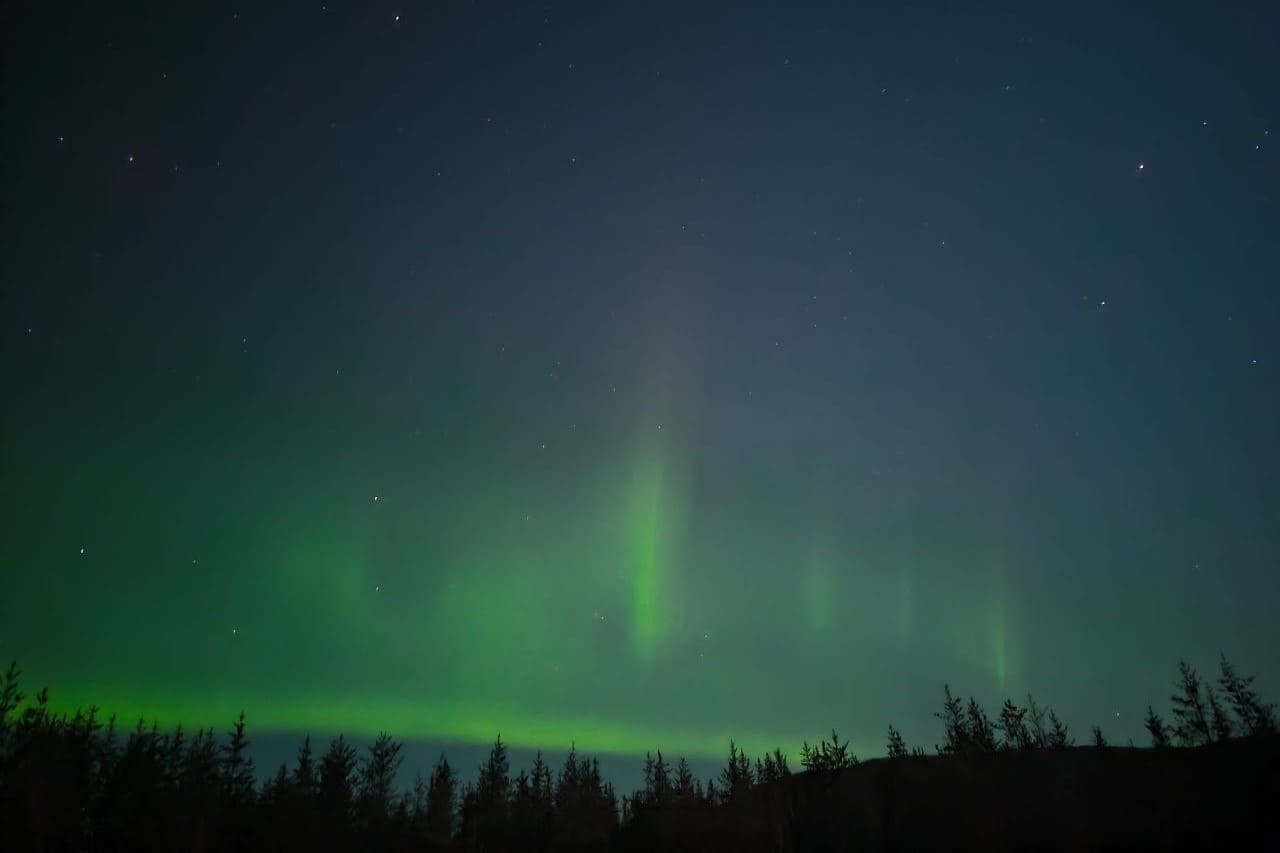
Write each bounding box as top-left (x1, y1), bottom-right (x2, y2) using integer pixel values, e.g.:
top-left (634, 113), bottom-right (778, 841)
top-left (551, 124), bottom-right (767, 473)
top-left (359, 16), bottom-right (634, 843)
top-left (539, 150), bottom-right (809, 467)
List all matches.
top-left (6, 735), bottom-right (1277, 851)
top-left (686, 736), bottom-right (1279, 852)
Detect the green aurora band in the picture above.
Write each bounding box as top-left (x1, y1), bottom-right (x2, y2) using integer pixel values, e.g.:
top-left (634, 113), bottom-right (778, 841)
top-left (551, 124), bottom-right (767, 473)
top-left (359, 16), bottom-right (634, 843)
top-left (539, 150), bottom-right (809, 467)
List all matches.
top-left (3, 374), bottom-right (1023, 763)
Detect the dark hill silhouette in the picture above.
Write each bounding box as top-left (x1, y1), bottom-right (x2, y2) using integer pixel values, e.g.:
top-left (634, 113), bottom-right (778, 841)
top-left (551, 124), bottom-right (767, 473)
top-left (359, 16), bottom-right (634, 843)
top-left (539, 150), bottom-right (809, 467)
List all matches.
top-left (734, 736), bottom-right (1280, 852)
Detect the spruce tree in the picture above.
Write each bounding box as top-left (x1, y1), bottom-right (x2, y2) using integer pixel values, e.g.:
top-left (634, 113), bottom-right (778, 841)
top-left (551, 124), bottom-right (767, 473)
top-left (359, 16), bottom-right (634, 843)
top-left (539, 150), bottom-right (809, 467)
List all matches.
top-left (997, 699), bottom-right (1032, 750)
top-left (757, 747), bottom-right (792, 782)
top-left (292, 735), bottom-right (317, 797)
top-left (936, 685), bottom-right (970, 753)
top-left (886, 725), bottom-right (908, 758)
top-left (358, 732), bottom-right (403, 823)
top-left (1207, 687), bottom-right (1235, 742)
top-left (1026, 694), bottom-right (1048, 748)
top-left (800, 730), bottom-right (857, 770)
top-left (319, 735), bottom-right (358, 830)
top-left (719, 739), bottom-right (755, 799)
top-left (0, 661), bottom-right (23, 756)
top-left (674, 757), bottom-right (698, 800)
top-left (967, 699), bottom-right (998, 752)
top-left (531, 750), bottom-right (553, 804)
top-left (424, 753), bottom-right (457, 843)
top-left (1144, 705), bottom-right (1170, 748)
top-left (1170, 661), bottom-right (1212, 746)
top-left (220, 712), bottom-right (255, 803)
top-left (1046, 709), bottom-right (1072, 748)
top-left (473, 734), bottom-right (511, 848)
top-left (1219, 654), bottom-right (1278, 737)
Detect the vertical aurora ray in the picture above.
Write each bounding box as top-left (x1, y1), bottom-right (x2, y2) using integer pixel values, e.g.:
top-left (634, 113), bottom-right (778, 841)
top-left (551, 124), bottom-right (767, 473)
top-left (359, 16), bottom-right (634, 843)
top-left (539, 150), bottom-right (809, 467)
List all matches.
top-left (624, 429), bottom-right (689, 663)
top-left (985, 565), bottom-right (1017, 693)
top-left (803, 544), bottom-right (836, 638)
top-left (618, 271), bottom-right (700, 666)
top-left (627, 454), bottom-right (665, 660)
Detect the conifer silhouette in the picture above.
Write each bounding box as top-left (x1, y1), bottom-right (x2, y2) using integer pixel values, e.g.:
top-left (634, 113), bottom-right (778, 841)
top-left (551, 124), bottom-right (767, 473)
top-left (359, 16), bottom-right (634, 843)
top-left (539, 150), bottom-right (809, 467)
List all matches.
top-left (1045, 709), bottom-right (1072, 748)
top-left (1, 654), bottom-right (1277, 852)
top-left (719, 739), bottom-right (755, 798)
top-left (221, 711), bottom-right (255, 802)
top-left (800, 730), bottom-right (857, 770)
top-left (319, 734), bottom-right (359, 834)
top-left (293, 734), bottom-right (317, 796)
top-left (674, 756), bottom-right (700, 799)
top-left (966, 699), bottom-right (998, 752)
top-left (1219, 654), bottom-right (1278, 737)
top-left (997, 699), bottom-right (1033, 750)
top-left (424, 753), bottom-right (457, 845)
top-left (1207, 687), bottom-right (1235, 742)
top-left (756, 747), bottom-right (792, 781)
top-left (1170, 661), bottom-right (1212, 746)
top-left (359, 732), bottom-right (403, 828)
top-left (886, 725), bottom-right (908, 758)
top-left (1025, 694), bottom-right (1049, 748)
top-left (1144, 705), bottom-right (1171, 748)
top-left (936, 685), bottom-right (970, 753)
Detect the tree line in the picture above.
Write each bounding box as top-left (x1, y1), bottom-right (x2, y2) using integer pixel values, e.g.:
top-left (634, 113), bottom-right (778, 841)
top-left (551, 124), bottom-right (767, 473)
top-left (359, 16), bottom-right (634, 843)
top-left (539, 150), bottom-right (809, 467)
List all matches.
top-left (0, 655), bottom-right (1274, 851)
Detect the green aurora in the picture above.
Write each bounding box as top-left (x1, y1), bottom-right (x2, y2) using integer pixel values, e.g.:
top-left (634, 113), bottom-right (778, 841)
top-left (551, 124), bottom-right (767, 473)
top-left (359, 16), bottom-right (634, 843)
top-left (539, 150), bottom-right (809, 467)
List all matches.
top-left (2, 400), bottom-right (1022, 760)
top-left (4, 0), bottom-right (1278, 774)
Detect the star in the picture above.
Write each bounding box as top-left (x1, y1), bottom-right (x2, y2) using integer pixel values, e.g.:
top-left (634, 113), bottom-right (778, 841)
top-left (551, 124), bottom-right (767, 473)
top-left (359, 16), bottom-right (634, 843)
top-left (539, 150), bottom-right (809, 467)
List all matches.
top-left (79, 547), bottom-right (85, 555)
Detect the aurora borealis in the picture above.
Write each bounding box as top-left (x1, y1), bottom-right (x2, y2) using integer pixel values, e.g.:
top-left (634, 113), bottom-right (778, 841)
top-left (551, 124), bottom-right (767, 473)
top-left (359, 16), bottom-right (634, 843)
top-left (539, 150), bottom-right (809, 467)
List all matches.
top-left (3, 1), bottom-right (1279, 778)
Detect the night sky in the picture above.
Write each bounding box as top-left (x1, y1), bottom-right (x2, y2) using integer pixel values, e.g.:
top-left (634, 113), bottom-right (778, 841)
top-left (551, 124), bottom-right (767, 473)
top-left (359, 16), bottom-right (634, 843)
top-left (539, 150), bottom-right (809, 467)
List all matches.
top-left (3, 1), bottom-right (1279, 776)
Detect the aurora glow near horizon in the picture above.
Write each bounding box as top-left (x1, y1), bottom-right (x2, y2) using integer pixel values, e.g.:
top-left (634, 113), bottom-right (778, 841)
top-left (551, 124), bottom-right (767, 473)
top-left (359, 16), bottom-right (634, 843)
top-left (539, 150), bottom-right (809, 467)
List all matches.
top-left (3, 2), bottom-right (1279, 766)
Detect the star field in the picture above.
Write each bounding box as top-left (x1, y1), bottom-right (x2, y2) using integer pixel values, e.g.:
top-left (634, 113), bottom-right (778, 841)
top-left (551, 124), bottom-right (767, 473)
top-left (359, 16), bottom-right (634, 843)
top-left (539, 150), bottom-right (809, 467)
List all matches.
top-left (2, 1), bottom-right (1278, 767)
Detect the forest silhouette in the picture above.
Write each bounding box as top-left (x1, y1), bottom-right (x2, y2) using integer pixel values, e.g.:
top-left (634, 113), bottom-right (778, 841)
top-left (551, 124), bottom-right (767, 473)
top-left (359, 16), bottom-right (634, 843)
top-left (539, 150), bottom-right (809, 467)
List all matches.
top-left (1, 654), bottom-right (1276, 851)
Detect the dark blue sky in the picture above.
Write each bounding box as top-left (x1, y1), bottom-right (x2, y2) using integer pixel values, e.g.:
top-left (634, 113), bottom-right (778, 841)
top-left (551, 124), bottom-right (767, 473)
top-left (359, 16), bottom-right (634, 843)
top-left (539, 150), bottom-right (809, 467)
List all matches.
top-left (3, 1), bottom-right (1278, 786)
